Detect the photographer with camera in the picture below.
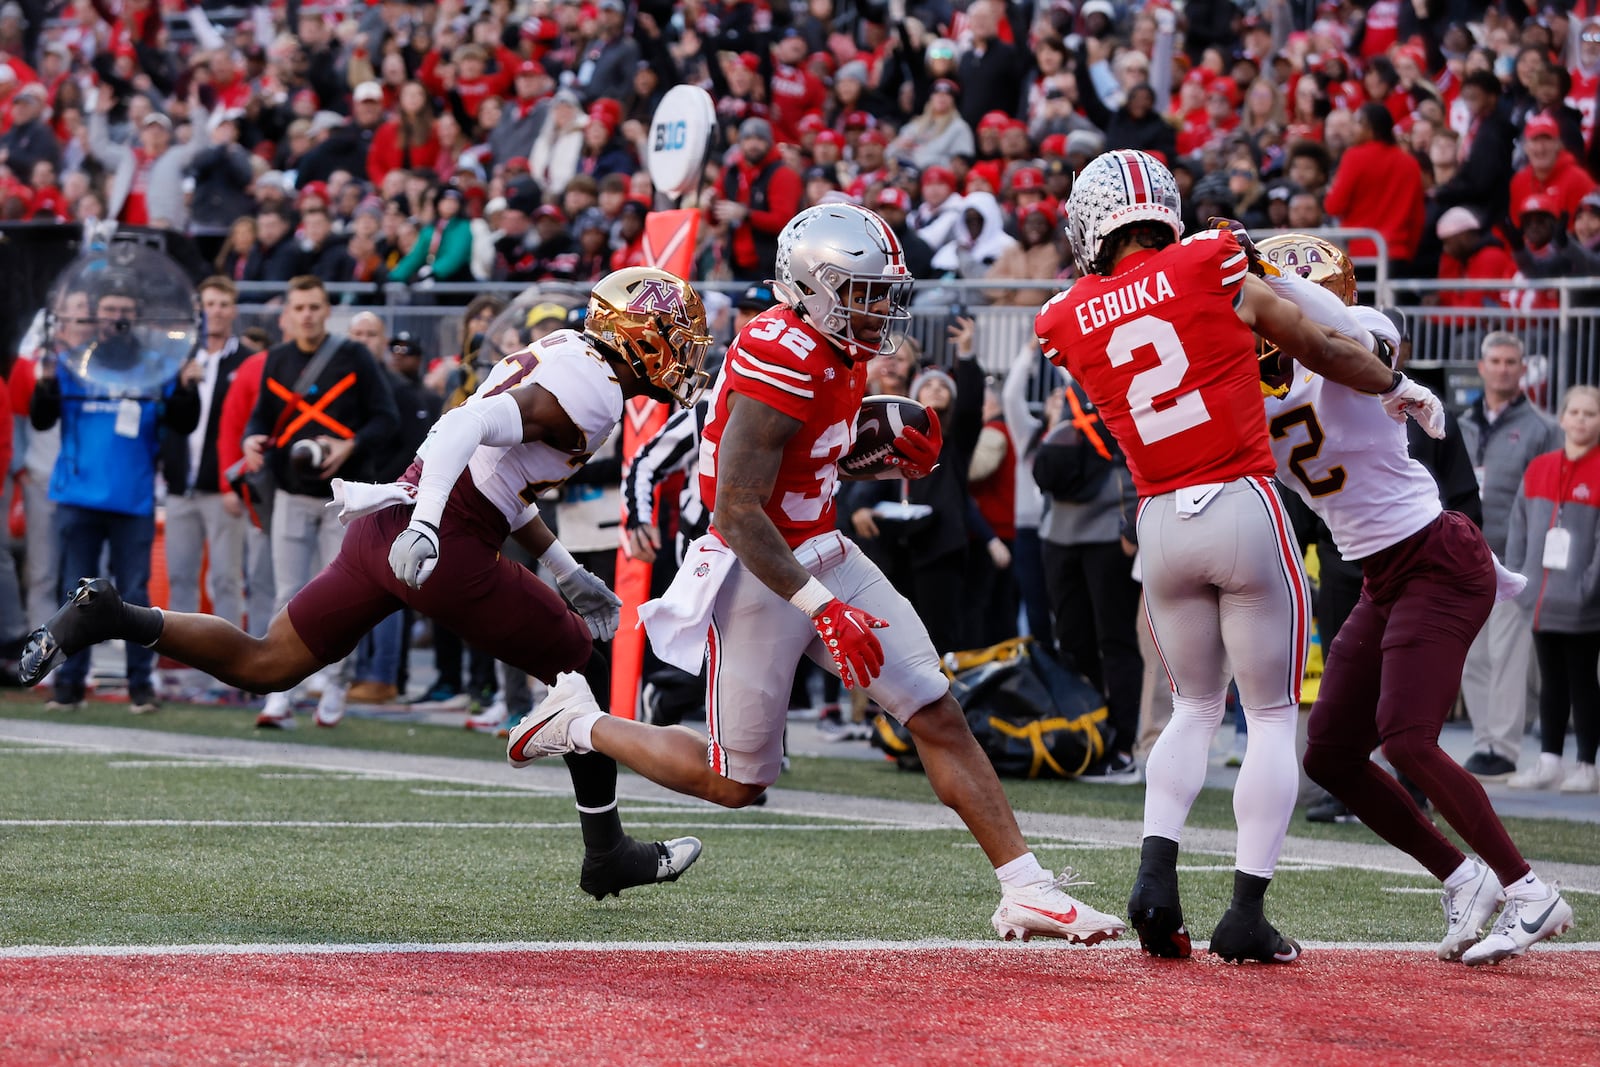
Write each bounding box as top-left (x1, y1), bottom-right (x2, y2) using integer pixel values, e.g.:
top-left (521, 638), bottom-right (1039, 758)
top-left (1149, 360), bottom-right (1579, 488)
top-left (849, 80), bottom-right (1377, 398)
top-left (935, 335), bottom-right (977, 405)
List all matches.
top-left (30, 279), bottom-right (201, 712)
top-left (241, 276), bottom-right (399, 728)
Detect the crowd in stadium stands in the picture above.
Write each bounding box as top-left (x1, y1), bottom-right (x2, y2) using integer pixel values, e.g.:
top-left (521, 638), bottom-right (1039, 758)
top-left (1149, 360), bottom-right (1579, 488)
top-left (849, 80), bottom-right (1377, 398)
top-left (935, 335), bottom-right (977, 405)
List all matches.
top-left (0, 0), bottom-right (1588, 294)
top-left (1, 0), bottom-right (1597, 792)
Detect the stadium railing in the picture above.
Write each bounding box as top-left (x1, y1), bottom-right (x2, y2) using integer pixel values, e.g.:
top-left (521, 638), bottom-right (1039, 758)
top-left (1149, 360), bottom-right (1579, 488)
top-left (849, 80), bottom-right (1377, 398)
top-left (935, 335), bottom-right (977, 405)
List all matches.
top-left (232, 239), bottom-right (1594, 417)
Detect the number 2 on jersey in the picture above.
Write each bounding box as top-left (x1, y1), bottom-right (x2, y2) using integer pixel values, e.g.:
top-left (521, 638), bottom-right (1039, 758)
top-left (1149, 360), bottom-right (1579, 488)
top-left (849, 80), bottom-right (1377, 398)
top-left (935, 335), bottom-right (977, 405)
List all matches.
top-left (1269, 405), bottom-right (1346, 497)
top-left (1106, 315), bottom-right (1213, 445)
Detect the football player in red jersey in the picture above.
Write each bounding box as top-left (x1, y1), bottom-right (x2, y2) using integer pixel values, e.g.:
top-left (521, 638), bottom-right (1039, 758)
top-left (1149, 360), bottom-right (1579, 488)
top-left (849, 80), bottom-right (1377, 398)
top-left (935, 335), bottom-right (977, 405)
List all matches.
top-left (21, 267), bottom-right (714, 902)
top-left (1037, 149), bottom-right (1444, 963)
top-left (510, 203), bottom-right (1128, 945)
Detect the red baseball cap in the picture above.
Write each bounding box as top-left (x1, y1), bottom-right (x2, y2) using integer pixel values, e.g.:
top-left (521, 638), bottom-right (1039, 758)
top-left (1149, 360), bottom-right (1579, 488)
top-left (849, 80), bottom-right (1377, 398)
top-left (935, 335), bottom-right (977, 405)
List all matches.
top-left (503, 157), bottom-right (531, 173)
top-left (1525, 114), bottom-right (1560, 140)
top-left (978, 110), bottom-right (1012, 132)
top-left (858, 128), bottom-right (889, 146)
top-left (1520, 193), bottom-right (1561, 217)
top-left (533, 204), bottom-right (567, 222)
top-left (922, 165), bottom-right (957, 187)
top-left (797, 112), bottom-right (827, 134)
top-left (1021, 200), bottom-right (1059, 226)
top-left (930, 78), bottom-right (960, 96)
top-left (1208, 77), bottom-right (1240, 107)
top-left (1040, 133), bottom-right (1068, 158)
top-left (1010, 166), bottom-right (1045, 191)
top-left (738, 52), bottom-right (762, 72)
top-left (516, 59), bottom-right (544, 77)
top-left (842, 109), bottom-right (875, 130)
top-left (877, 187), bottom-right (911, 210)
top-left (814, 129), bottom-right (845, 148)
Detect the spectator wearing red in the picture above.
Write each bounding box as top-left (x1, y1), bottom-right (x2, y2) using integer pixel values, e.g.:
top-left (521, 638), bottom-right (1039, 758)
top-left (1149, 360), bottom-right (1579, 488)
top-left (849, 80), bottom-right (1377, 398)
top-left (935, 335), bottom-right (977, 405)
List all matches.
top-left (768, 27), bottom-right (828, 143)
top-left (844, 128), bottom-right (890, 200)
top-left (420, 44), bottom-right (513, 124)
top-left (609, 199), bottom-right (648, 271)
top-left (1358, 0), bottom-right (1404, 61)
top-left (1199, 76), bottom-right (1241, 148)
top-left (1321, 52), bottom-right (1365, 112)
top-left (1510, 114), bottom-right (1596, 226)
top-left (975, 109), bottom-right (1009, 160)
top-left (367, 81), bottom-right (440, 189)
top-left (711, 51), bottom-right (769, 148)
top-left (1434, 206), bottom-right (1516, 316)
top-left (577, 99), bottom-right (635, 182)
top-left (1285, 71), bottom-right (1330, 144)
top-left (491, 60), bottom-right (553, 167)
top-left (1323, 101), bottom-right (1426, 267)
top-left (711, 117), bottom-right (802, 283)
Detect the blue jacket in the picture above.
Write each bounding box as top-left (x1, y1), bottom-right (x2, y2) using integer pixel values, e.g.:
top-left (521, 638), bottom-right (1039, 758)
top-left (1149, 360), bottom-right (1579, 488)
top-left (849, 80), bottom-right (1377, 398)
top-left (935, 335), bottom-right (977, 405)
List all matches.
top-left (32, 359), bottom-right (200, 516)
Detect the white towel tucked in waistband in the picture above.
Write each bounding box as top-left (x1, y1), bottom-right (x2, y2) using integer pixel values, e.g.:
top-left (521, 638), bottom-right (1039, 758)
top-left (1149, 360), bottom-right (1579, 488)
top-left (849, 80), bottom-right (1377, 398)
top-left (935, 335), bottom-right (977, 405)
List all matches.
top-left (1492, 553), bottom-right (1528, 602)
top-left (638, 534), bottom-right (738, 674)
top-left (326, 479), bottom-right (418, 525)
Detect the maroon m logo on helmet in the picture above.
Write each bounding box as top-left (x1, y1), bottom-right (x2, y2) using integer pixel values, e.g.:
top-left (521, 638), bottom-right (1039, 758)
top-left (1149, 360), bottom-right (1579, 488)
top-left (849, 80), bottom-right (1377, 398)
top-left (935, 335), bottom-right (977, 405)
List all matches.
top-left (626, 277), bottom-right (684, 317)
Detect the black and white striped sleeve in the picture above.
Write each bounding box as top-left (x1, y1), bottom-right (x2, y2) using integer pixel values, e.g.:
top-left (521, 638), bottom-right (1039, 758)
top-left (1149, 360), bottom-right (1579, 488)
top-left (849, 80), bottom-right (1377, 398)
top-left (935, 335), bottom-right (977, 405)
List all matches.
top-left (621, 400), bottom-right (705, 529)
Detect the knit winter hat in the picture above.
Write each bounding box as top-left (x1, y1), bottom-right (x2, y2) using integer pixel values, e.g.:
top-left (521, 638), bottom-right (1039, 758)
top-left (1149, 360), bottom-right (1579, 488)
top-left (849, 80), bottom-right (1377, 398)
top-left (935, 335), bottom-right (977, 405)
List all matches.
top-left (909, 367), bottom-right (957, 412)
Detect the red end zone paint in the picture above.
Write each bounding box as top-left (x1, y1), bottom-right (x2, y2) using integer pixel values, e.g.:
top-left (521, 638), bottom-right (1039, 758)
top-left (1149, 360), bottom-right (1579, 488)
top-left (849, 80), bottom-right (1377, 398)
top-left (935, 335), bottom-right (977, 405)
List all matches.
top-left (2, 948), bottom-right (1597, 1065)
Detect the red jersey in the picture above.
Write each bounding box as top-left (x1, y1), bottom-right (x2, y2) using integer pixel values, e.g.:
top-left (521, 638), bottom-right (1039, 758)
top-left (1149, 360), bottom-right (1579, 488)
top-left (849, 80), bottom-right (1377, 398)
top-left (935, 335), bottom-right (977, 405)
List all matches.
top-left (1035, 230), bottom-right (1272, 497)
top-left (700, 306), bottom-right (870, 547)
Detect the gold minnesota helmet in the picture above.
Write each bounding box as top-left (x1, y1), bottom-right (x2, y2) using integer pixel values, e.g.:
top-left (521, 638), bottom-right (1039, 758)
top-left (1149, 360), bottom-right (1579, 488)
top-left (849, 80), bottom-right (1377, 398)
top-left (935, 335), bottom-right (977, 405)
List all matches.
top-left (1255, 233), bottom-right (1356, 305)
top-left (586, 266), bottom-right (714, 407)
top-left (1254, 233), bottom-right (1358, 397)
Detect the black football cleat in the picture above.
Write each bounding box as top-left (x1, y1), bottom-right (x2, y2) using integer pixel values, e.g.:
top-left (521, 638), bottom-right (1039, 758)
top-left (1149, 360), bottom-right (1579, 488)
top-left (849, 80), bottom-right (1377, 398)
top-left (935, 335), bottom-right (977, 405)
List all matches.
top-left (1208, 906), bottom-right (1303, 964)
top-left (1128, 878), bottom-right (1193, 959)
top-left (18, 579), bottom-right (129, 686)
top-left (579, 835), bottom-right (703, 900)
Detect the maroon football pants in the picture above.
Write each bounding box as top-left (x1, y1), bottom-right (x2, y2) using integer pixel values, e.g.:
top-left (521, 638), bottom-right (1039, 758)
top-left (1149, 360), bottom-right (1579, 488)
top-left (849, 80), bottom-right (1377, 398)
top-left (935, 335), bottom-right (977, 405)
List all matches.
top-left (287, 504), bottom-right (591, 687)
top-left (1303, 512), bottom-right (1530, 887)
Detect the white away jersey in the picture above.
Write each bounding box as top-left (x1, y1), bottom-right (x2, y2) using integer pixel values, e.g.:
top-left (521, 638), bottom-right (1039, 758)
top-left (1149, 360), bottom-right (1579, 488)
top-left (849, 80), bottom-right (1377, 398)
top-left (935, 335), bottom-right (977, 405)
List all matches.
top-left (422, 328), bottom-right (623, 529)
top-left (1264, 367), bottom-right (1440, 560)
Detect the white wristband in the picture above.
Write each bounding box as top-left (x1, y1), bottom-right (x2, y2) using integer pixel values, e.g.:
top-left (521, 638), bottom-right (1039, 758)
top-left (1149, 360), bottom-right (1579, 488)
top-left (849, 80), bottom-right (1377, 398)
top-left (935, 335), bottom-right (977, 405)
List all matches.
top-left (788, 576), bottom-right (833, 618)
top-left (541, 539), bottom-right (582, 580)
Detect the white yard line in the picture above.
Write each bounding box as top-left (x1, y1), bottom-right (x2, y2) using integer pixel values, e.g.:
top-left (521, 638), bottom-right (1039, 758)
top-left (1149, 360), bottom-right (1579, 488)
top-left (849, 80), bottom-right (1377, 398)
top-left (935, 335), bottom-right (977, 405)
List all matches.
top-left (3, 938), bottom-right (1598, 961)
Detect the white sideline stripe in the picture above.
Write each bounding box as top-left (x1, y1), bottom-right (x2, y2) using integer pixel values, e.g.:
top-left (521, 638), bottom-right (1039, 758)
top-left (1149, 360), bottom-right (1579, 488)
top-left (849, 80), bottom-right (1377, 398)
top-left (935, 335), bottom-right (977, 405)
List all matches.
top-left (0, 819), bottom-right (910, 831)
top-left (4, 939), bottom-right (1599, 961)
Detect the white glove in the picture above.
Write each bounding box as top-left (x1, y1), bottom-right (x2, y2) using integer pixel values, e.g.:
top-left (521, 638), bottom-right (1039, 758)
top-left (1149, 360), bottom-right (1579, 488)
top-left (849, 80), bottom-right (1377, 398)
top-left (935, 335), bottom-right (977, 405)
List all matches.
top-left (388, 519), bottom-right (441, 588)
top-left (556, 566), bottom-right (623, 641)
top-left (1351, 305), bottom-right (1400, 354)
top-left (1379, 374), bottom-right (1446, 440)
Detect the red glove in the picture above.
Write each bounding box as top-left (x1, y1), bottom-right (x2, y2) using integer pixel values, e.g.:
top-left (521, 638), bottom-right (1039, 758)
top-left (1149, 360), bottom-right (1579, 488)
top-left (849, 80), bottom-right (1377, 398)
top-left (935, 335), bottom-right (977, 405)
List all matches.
top-left (884, 407), bottom-right (942, 478)
top-left (811, 598), bottom-right (890, 689)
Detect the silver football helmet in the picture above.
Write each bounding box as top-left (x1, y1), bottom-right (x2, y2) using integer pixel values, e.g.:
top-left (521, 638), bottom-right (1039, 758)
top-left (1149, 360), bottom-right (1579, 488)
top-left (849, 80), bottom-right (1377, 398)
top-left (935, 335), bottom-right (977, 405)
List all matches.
top-left (1066, 149), bottom-right (1184, 276)
top-left (773, 203), bottom-right (912, 357)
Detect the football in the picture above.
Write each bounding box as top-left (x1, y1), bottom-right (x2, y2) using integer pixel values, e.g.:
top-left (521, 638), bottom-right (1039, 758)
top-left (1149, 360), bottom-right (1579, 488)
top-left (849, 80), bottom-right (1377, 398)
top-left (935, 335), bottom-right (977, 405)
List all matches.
top-left (289, 438), bottom-right (326, 477)
top-left (839, 395), bottom-right (934, 480)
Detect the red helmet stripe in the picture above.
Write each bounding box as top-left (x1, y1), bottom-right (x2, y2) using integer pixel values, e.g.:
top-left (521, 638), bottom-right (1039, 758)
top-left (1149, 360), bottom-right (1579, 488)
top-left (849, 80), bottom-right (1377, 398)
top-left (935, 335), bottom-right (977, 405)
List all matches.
top-left (1119, 151), bottom-right (1150, 203)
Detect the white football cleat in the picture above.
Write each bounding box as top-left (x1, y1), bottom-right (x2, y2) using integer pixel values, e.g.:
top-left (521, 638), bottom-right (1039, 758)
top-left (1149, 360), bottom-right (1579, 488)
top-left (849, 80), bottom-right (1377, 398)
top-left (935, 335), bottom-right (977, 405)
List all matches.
top-left (255, 691), bottom-right (296, 730)
top-left (313, 681), bottom-right (347, 728)
top-left (507, 672), bottom-right (600, 767)
top-left (992, 869), bottom-right (1125, 944)
top-left (1462, 882), bottom-right (1574, 966)
top-left (464, 696), bottom-right (508, 734)
top-left (1438, 860), bottom-right (1504, 961)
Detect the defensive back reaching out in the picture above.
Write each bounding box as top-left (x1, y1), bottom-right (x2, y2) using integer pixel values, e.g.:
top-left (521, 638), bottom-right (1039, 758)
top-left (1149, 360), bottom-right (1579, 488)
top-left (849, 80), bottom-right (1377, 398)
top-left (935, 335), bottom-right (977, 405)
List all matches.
top-left (1255, 233), bottom-right (1574, 967)
top-left (1035, 149), bottom-right (1445, 963)
top-left (21, 267), bottom-right (716, 902)
top-left (507, 203), bottom-right (1129, 945)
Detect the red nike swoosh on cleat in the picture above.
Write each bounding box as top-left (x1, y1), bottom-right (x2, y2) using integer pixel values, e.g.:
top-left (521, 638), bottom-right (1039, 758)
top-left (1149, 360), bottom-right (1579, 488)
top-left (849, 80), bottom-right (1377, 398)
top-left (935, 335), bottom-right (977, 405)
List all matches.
top-left (508, 713), bottom-right (560, 763)
top-left (1016, 903), bottom-right (1077, 925)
